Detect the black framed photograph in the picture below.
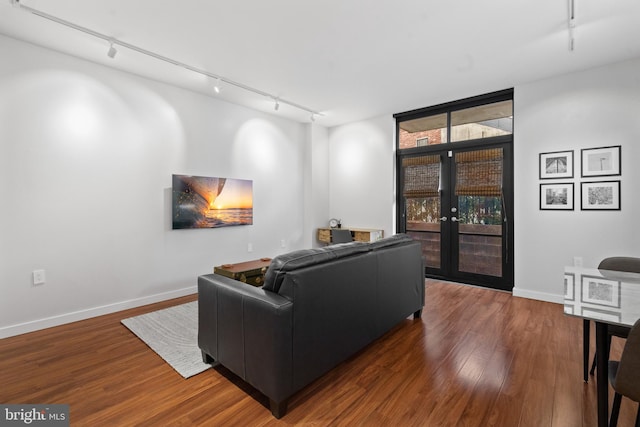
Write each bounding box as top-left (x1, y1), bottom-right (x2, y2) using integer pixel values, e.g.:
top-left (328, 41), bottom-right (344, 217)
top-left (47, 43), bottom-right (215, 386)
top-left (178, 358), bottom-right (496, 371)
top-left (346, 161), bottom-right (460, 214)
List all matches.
top-left (539, 150), bottom-right (574, 179)
top-left (540, 182), bottom-right (574, 210)
top-left (581, 180), bottom-right (621, 210)
top-left (581, 145), bottom-right (621, 177)
top-left (581, 275), bottom-right (621, 308)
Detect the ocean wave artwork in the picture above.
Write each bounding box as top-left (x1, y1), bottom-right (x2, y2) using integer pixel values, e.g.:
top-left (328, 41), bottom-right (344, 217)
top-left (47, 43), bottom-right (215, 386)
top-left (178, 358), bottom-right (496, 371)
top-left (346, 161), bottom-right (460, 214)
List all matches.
top-left (172, 174), bottom-right (253, 229)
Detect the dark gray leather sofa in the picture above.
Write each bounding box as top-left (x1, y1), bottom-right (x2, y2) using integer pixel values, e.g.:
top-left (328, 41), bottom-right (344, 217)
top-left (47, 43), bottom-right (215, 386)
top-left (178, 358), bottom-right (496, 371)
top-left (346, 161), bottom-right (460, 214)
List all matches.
top-left (197, 234), bottom-right (424, 418)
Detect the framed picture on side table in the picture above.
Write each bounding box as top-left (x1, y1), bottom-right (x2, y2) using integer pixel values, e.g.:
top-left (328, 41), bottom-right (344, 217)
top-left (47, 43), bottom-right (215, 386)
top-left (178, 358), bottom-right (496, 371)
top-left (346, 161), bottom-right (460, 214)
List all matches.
top-left (539, 150), bottom-right (574, 179)
top-left (540, 182), bottom-right (574, 210)
top-left (581, 145), bottom-right (621, 177)
top-left (581, 181), bottom-right (621, 210)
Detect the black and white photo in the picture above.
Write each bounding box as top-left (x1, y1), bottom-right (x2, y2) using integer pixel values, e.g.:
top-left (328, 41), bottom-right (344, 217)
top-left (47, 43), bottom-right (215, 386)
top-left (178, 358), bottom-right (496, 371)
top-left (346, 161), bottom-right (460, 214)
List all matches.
top-left (539, 150), bottom-right (574, 179)
top-left (540, 182), bottom-right (574, 210)
top-left (581, 181), bottom-right (621, 210)
top-left (581, 146), bottom-right (621, 177)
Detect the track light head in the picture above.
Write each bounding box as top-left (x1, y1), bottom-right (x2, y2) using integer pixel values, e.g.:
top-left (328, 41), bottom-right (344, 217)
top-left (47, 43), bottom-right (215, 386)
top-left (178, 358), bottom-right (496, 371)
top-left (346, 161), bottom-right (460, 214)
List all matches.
top-left (568, 0), bottom-right (576, 51)
top-left (213, 77), bottom-right (222, 94)
top-left (310, 113), bottom-right (315, 122)
top-left (10, 0), bottom-right (20, 7)
top-left (107, 42), bottom-right (117, 59)
top-left (274, 98), bottom-right (280, 111)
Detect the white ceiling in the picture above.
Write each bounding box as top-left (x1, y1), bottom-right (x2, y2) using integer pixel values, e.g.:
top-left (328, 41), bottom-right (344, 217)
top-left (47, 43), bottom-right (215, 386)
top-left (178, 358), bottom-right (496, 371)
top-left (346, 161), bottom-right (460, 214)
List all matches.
top-left (1, 0), bottom-right (640, 127)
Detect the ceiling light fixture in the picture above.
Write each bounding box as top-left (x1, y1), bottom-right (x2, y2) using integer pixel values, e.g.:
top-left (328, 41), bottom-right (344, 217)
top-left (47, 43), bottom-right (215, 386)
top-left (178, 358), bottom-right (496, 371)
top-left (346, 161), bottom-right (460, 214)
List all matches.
top-left (11, 0), bottom-right (323, 121)
top-left (568, 0), bottom-right (576, 51)
top-left (107, 41), bottom-right (117, 59)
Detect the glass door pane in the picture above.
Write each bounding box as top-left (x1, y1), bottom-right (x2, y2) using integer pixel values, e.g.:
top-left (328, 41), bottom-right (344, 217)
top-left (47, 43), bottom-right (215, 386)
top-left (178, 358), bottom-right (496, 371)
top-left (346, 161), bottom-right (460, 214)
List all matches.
top-left (406, 196), bottom-right (441, 269)
top-left (453, 148), bottom-right (504, 279)
top-left (457, 196), bottom-right (503, 277)
top-left (401, 153), bottom-right (444, 270)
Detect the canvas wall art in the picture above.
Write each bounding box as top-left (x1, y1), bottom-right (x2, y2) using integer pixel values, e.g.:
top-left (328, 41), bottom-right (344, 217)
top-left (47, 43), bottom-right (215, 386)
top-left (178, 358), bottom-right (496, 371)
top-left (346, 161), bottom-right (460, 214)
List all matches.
top-left (172, 174), bottom-right (253, 229)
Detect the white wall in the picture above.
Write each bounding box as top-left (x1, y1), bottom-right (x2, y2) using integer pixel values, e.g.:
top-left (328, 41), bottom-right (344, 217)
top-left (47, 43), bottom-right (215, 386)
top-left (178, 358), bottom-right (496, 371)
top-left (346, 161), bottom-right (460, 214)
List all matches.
top-left (328, 115), bottom-right (396, 237)
top-left (513, 58), bottom-right (640, 302)
top-left (0, 35), bottom-right (311, 337)
top-left (304, 124), bottom-right (330, 248)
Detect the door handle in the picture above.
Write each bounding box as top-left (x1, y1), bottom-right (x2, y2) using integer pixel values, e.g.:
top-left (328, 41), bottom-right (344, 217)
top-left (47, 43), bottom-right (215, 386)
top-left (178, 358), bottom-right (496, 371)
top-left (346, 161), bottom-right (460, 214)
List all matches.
top-left (440, 216), bottom-right (448, 221)
top-left (451, 216), bottom-right (459, 222)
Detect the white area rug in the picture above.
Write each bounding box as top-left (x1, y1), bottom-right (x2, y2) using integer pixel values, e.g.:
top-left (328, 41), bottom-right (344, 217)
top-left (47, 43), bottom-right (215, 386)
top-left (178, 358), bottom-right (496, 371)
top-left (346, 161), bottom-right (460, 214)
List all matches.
top-left (121, 301), bottom-right (210, 378)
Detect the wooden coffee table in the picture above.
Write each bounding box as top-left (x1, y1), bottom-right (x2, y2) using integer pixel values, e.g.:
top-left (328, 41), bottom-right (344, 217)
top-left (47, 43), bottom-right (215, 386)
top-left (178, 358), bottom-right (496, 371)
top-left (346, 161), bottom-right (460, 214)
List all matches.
top-left (213, 258), bottom-right (272, 287)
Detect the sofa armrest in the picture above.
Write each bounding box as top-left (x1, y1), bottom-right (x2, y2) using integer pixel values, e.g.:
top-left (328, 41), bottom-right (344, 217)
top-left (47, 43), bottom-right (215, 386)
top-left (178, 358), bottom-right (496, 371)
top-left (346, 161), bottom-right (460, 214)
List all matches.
top-left (198, 274), bottom-right (294, 404)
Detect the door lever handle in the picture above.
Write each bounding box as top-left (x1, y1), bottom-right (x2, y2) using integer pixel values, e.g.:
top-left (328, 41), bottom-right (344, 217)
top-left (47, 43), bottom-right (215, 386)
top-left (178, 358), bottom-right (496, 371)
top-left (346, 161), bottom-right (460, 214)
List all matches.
top-left (440, 216), bottom-right (448, 221)
top-left (451, 216), bottom-right (459, 222)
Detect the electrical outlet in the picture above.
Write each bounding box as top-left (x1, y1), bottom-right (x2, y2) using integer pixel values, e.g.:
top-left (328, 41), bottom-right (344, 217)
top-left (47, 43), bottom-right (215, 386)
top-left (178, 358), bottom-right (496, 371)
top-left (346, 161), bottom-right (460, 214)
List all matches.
top-left (573, 256), bottom-right (583, 267)
top-left (281, 239), bottom-right (286, 248)
top-left (33, 269), bottom-right (46, 285)
top-left (248, 243), bottom-right (253, 252)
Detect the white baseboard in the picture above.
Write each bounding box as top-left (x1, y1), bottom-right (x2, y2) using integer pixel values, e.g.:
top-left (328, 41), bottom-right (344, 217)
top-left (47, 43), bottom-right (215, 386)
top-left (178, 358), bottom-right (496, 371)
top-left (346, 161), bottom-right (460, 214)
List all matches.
top-left (512, 287), bottom-right (563, 304)
top-left (0, 286), bottom-right (197, 339)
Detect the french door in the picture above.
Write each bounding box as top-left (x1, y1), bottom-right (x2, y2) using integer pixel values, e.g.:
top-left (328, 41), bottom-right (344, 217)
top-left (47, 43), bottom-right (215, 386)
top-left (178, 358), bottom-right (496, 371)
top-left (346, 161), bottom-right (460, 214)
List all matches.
top-left (398, 142), bottom-right (513, 291)
top-left (394, 90), bottom-right (514, 291)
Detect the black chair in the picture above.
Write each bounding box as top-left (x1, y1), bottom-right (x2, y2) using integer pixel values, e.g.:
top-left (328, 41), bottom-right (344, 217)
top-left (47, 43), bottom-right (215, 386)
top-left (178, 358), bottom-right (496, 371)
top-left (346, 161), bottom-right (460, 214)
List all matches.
top-left (608, 317), bottom-right (640, 427)
top-left (584, 257), bottom-right (640, 382)
top-left (330, 229), bottom-right (353, 244)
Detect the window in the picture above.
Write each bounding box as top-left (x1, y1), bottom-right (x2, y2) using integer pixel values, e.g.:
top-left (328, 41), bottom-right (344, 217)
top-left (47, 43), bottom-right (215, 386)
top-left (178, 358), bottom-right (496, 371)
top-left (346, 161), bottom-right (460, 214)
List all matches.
top-left (398, 113), bottom-right (447, 149)
top-left (450, 101), bottom-right (513, 143)
top-left (397, 92), bottom-right (513, 150)
top-left (416, 137), bottom-right (430, 147)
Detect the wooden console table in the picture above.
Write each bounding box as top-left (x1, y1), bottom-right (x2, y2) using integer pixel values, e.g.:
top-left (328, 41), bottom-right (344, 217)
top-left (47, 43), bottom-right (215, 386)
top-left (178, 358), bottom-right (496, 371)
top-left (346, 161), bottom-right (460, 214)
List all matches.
top-left (213, 258), bottom-right (271, 287)
top-left (317, 227), bottom-right (384, 244)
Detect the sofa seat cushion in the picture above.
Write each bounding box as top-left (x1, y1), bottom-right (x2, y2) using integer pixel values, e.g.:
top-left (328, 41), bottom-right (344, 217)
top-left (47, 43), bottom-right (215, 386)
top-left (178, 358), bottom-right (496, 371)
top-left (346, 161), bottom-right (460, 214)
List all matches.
top-left (263, 242), bottom-right (369, 293)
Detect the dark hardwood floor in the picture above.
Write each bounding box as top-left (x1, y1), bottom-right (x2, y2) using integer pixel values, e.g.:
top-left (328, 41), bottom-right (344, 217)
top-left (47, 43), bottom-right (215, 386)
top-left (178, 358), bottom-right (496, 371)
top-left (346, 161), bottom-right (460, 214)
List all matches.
top-left (1, 280), bottom-right (637, 426)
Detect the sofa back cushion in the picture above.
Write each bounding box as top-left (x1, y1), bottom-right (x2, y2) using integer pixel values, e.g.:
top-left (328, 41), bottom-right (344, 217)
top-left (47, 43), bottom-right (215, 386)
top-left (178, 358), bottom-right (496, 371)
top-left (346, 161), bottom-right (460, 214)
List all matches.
top-left (263, 242), bottom-right (369, 293)
top-left (367, 233), bottom-right (413, 250)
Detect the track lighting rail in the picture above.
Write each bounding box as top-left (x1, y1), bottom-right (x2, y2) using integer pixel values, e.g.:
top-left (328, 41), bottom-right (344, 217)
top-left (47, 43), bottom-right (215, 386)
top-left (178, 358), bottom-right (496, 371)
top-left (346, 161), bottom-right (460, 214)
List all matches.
top-left (10, 0), bottom-right (323, 120)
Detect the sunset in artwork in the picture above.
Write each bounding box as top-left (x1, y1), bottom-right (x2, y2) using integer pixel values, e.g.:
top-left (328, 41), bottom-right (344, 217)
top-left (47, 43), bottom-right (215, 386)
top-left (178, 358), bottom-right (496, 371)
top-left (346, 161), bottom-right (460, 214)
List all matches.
top-left (172, 175), bottom-right (253, 229)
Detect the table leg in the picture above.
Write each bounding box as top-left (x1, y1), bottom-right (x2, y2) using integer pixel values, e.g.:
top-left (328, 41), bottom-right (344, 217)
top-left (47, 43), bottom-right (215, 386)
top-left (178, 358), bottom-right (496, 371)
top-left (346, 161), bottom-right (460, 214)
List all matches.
top-left (583, 319), bottom-right (590, 382)
top-left (595, 321), bottom-right (609, 427)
